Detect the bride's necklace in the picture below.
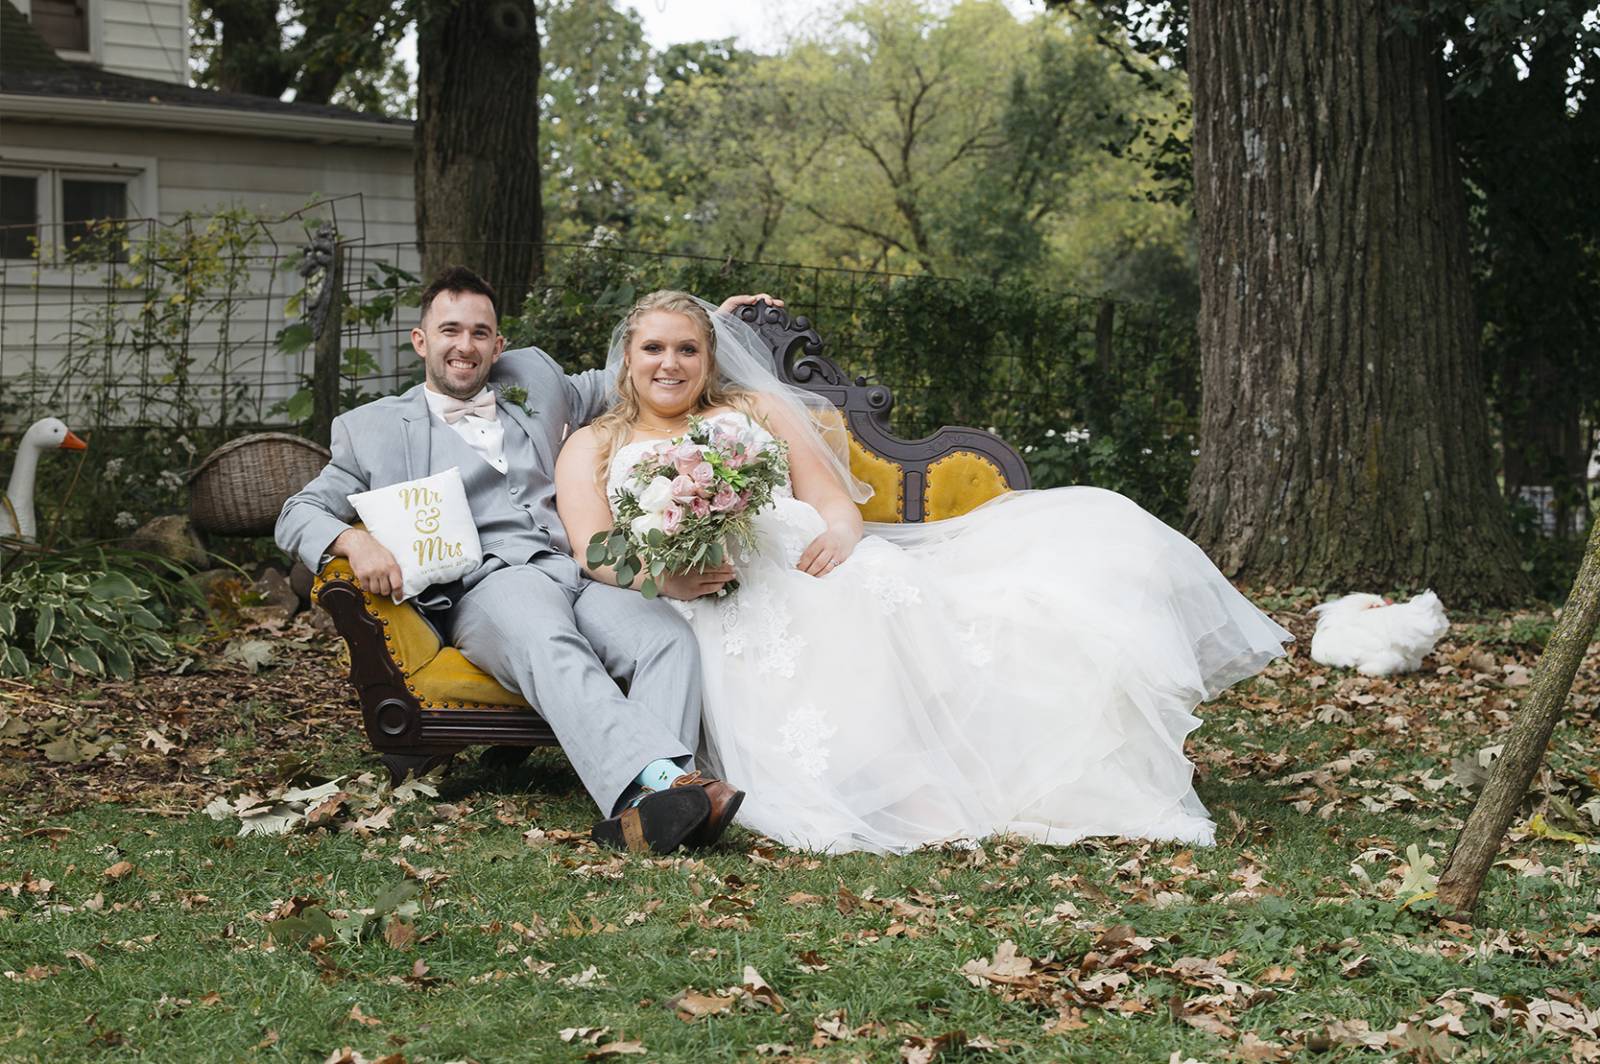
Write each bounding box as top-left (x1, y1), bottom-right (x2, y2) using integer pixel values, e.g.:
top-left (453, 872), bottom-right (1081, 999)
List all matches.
top-left (636, 419), bottom-right (690, 435)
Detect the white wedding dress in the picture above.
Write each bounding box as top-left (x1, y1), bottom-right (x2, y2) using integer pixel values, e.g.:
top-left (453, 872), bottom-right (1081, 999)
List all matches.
top-left (608, 413), bottom-right (1292, 854)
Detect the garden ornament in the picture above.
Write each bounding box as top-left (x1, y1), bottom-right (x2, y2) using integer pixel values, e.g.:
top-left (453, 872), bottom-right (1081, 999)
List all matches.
top-left (2, 417), bottom-right (88, 542)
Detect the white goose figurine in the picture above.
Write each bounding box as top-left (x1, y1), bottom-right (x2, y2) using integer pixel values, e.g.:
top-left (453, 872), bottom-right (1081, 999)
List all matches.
top-left (3, 417), bottom-right (88, 541)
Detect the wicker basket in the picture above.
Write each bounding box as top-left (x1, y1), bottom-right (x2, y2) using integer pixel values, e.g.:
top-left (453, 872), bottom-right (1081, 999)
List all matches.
top-left (189, 432), bottom-right (331, 536)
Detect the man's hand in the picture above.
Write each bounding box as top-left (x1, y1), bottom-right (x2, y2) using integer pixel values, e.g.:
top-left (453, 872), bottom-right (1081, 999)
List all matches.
top-left (717, 293), bottom-right (784, 315)
top-left (657, 563), bottom-right (736, 601)
top-left (797, 526), bottom-right (859, 577)
top-left (334, 528), bottom-right (404, 599)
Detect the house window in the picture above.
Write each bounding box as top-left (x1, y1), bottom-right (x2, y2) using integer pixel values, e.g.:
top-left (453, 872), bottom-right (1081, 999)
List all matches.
top-left (0, 163), bottom-right (142, 264)
top-left (61, 176), bottom-right (130, 261)
top-left (29, 0), bottom-right (89, 53)
top-left (0, 175), bottom-right (39, 260)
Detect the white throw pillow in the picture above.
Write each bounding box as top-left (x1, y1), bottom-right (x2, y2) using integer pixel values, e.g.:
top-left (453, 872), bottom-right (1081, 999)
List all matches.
top-left (347, 467), bottom-right (483, 601)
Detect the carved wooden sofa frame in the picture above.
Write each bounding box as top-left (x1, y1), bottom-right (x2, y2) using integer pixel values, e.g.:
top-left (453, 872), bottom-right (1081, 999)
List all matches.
top-left (314, 301), bottom-right (1032, 784)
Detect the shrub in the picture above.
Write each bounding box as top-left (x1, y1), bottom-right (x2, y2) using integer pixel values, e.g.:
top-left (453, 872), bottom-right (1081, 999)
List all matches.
top-left (0, 564), bottom-right (177, 679)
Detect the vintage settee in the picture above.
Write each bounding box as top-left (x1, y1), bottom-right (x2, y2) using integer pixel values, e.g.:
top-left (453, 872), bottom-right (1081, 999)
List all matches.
top-left (314, 301), bottom-right (1032, 783)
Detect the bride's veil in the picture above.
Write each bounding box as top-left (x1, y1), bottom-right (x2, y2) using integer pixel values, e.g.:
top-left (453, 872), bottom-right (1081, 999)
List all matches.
top-left (603, 295), bottom-right (874, 506)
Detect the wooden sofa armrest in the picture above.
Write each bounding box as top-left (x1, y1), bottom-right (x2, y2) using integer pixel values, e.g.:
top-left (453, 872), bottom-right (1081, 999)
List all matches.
top-left (313, 557), bottom-right (557, 784)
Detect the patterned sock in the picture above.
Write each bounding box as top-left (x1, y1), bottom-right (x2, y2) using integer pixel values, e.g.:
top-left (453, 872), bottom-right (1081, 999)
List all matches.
top-left (635, 758), bottom-right (686, 793)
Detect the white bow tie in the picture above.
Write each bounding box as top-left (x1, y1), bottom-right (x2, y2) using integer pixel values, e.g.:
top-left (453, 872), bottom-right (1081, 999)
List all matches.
top-left (440, 391), bottom-right (497, 425)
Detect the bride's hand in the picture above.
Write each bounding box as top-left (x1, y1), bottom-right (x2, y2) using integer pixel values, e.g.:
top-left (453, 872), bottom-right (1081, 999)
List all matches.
top-left (797, 526), bottom-right (859, 577)
top-left (717, 293), bottom-right (784, 315)
top-left (658, 563), bottom-right (736, 600)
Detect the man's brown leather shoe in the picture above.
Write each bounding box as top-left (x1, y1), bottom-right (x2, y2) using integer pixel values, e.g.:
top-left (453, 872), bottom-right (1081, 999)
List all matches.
top-left (672, 771), bottom-right (744, 848)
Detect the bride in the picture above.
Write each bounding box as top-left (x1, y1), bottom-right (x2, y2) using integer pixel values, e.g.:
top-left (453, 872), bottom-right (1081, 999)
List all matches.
top-left (554, 290), bottom-right (1292, 854)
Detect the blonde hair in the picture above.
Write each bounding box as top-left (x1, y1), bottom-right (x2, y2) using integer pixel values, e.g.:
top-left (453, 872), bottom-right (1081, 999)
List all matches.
top-left (591, 290), bottom-right (760, 489)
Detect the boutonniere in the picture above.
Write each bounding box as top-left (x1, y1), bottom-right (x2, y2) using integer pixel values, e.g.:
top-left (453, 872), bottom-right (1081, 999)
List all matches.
top-left (496, 385), bottom-right (535, 417)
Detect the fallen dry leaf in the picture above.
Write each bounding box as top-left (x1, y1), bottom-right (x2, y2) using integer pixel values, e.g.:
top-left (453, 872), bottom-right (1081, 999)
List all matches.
top-left (346, 1004), bottom-right (381, 1027)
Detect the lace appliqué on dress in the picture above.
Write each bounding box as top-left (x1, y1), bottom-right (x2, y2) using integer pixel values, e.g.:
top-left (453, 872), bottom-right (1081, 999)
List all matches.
top-left (778, 702), bottom-right (837, 778)
top-left (860, 554), bottom-right (922, 615)
top-left (717, 580), bottom-right (806, 679)
top-left (959, 622), bottom-right (995, 668)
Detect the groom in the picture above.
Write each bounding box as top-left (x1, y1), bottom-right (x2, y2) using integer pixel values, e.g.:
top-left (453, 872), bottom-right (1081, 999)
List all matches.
top-left (277, 265), bottom-right (743, 854)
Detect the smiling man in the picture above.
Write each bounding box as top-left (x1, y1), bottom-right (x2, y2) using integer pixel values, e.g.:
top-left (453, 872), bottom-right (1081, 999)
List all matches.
top-left (276, 265), bottom-right (759, 855)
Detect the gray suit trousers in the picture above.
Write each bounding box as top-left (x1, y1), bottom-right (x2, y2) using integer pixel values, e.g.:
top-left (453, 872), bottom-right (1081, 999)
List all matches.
top-left (445, 559), bottom-right (700, 815)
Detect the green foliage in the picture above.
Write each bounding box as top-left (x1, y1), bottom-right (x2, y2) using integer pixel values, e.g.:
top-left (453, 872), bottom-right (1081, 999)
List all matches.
top-left (269, 259), bottom-right (425, 426)
top-left (500, 242), bottom-right (1200, 519)
top-left (0, 561), bottom-right (177, 680)
top-left (189, 0), bottom-right (414, 116)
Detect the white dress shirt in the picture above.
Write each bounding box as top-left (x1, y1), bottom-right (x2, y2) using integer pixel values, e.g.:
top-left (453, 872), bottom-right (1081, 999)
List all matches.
top-left (423, 385), bottom-right (508, 474)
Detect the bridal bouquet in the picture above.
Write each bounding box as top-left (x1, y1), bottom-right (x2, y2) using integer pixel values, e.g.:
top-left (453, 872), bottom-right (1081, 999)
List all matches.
top-left (588, 416), bottom-right (789, 598)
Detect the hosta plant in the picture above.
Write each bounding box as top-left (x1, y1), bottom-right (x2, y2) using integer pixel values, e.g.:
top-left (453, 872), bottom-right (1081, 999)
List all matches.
top-left (0, 565), bottom-right (174, 679)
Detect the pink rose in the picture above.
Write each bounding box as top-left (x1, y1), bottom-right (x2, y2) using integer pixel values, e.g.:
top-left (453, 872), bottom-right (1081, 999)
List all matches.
top-left (670, 474), bottom-right (699, 501)
top-left (672, 443), bottom-right (703, 476)
top-left (690, 496), bottom-right (711, 518)
top-left (662, 501), bottom-right (684, 536)
top-left (710, 484), bottom-right (740, 512)
top-left (691, 461), bottom-right (716, 490)
top-left (724, 444), bottom-right (749, 469)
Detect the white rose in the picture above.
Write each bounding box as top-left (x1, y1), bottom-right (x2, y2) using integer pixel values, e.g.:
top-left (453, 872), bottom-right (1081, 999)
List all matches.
top-left (637, 475), bottom-right (675, 514)
top-left (630, 511), bottom-right (665, 540)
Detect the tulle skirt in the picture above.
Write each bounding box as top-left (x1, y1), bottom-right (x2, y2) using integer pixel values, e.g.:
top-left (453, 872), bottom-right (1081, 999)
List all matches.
top-left (678, 486), bottom-right (1292, 854)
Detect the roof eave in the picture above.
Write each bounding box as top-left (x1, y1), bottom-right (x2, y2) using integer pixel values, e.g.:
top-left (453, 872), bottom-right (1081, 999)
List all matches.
top-left (0, 93), bottom-right (413, 146)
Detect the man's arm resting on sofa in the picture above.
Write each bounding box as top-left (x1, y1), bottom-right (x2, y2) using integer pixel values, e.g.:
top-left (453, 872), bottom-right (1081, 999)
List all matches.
top-left (328, 527), bottom-right (403, 599)
top-left (275, 417), bottom-right (402, 595)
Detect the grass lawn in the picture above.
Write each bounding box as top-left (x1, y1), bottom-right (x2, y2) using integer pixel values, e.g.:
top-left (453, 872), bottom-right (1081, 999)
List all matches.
top-left (1, 592), bottom-right (1597, 1062)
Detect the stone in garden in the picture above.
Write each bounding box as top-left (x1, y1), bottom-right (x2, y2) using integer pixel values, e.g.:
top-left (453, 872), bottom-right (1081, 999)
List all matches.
top-left (288, 561), bottom-right (314, 605)
top-left (126, 515), bottom-right (208, 568)
top-left (252, 566), bottom-right (300, 615)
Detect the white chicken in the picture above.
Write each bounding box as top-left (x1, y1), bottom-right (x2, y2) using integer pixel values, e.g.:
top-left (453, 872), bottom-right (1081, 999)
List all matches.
top-left (1309, 591), bottom-right (1449, 677)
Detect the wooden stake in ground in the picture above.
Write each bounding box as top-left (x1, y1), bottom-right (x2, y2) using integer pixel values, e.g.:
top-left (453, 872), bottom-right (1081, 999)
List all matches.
top-left (1436, 518), bottom-right (1600, 919)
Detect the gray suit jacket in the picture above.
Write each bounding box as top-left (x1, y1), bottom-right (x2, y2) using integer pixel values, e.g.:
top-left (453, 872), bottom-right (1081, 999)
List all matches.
top-left (275, 347), bottom-right (611, 606)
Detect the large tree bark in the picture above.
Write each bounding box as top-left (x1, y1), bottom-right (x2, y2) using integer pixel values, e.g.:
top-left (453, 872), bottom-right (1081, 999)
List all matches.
top-left (415, 0), bottom-right (543, 314)
top-left (1185, 1), bottom-right (1529, 603)
top-left (1437, 516), bottom-right (1600, 918)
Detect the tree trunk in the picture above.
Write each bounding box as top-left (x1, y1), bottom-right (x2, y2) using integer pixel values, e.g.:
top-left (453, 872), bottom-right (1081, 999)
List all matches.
top-left (415, 0), bottom-right (543, 315)
top-left (1437, 516), bottom-right (1600, 919)
top-left (1185, 1), bottom-right (1529, 603)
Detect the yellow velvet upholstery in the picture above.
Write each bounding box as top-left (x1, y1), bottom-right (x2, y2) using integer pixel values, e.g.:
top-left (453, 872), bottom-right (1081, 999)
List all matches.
top-left (410, 648), bottom-right (530, 709)
top-left (848, 436), bottom-right (905, 523)
top-left (925, 452), bottom-right (1009, 521)
top-left (315, 556), bottom-right (526, 710)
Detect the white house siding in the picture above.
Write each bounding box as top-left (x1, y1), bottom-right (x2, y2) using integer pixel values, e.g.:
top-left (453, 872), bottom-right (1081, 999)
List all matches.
top-left (12, 0), bottom-right (188, 84)
top-left (99, 0), bottom-right (188, 84)
top-left (0, 117), bottom-right (420, 428)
